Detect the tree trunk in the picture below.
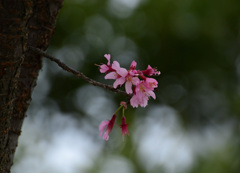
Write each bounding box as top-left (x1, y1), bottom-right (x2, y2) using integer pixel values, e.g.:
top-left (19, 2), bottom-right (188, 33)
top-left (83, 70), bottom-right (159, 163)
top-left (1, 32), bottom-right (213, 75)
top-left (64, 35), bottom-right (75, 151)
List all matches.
top-left (0, 0), bottom-right (63, 172)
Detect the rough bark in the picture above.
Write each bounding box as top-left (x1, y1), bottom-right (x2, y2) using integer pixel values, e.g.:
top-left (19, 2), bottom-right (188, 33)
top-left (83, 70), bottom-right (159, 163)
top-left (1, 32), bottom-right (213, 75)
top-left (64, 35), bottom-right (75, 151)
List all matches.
top-left (0, 0), bottom-right (63, 172)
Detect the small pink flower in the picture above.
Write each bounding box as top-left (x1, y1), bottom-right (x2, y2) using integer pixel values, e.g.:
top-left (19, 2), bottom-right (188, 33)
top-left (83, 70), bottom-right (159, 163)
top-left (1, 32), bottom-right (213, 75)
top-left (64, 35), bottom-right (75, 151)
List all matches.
top-left (100, 64), bottom-right (110, 73)
top-left (119, 116), bottom-right (129, 141)
top-left (130, 81), bottom-right (156, 108)
top-left (130, 60), bottom-right (137, 70)
top-left (105, 61), bottom-right (128, 88)
top-left (142, 65), bottom-right (161, 76)
top-left (99, 114), bottom-right (117, 141)
top-left (129, 61), bottom-right (139, 76)
top-left (145, 77), bottom-right (158, 90)
top-left (99, 54), bottom-right (112, 73)
top-left (141, 81), bottom-right (156, 99)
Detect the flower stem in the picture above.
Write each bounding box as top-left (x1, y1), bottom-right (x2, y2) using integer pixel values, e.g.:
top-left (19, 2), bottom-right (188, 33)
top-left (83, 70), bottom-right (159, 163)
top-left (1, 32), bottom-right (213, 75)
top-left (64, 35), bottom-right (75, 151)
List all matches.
top-left (114, 105), bottom-right (123, 115)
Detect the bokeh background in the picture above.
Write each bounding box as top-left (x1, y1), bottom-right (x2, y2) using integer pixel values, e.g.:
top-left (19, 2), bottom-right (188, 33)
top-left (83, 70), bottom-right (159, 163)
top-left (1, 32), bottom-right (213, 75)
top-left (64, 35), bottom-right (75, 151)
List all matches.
top-left (12, 0), bottom-right (240, 173)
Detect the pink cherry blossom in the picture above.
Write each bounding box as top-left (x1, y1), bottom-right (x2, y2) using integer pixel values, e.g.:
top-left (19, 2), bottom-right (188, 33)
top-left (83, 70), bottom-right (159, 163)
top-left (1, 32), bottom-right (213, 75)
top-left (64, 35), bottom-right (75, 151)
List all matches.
top-left (145, 77), bottom-right (158, 90)
top-left (99, 54), bottom-right (113, 73)
top-left (140, 81), bottom-right (156, 99)
top-left (99, 54), bottom-right (160, 108)
top-left (119, 116), bottom-right (129, 141)
top-left (130, 81), bottom-right (156, 108)
top-left (105, 61), bottom-right (128, 88)
top-left (120, 61), bottom-right (139, 94)
top-left (130, 60), bottom-right (137, 70)
top-left (142, 65), bottom-right (161, 76)
top-left (105, 71), bottom-right (127, 88)
top-left (129, 61), bottom-right (139, 77)
top-left (99, 114), bottom-right (116, 141)
top-left (100, 64), bottom-right (110, 73)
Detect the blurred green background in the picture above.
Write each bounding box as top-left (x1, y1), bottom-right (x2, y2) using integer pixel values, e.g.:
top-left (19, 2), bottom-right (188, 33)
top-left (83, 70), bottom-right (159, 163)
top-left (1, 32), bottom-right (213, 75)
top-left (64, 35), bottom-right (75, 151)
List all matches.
top-left (13, 0), bottom-right (240, 173)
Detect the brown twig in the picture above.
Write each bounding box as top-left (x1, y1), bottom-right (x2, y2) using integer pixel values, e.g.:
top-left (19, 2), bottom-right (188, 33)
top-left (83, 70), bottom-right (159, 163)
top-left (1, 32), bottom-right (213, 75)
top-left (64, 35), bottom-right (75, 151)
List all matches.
top-left (28, 46), bottom-right (130, 96)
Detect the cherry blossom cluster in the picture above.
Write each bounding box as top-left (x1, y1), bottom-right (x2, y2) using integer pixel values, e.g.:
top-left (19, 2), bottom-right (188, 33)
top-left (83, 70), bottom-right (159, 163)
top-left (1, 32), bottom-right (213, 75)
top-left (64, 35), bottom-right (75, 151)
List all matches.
top-left (98, 54), bottom-right (160, 141)
top-left (99, 54), bottom-right (160, 108)
top-left (30, 48), bottom-right (160, 142)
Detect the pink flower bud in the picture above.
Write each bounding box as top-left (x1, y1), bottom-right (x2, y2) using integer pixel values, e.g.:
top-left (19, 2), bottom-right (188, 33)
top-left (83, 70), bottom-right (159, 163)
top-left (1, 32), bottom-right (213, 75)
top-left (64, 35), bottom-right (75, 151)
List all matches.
top-left (99, 114), bottom-right (117, 141)
top-left (142, 65), bottom-right (161, 76)
top-left (120, 101), bottom-right (127, 109)
top-left (119, 116), bottom-right (129, 142)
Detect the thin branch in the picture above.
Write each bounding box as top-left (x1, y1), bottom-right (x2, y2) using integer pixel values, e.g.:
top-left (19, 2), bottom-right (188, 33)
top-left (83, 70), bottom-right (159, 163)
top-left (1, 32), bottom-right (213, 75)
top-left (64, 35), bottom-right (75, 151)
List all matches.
top-left (28, 46), bottom-right (130, 96)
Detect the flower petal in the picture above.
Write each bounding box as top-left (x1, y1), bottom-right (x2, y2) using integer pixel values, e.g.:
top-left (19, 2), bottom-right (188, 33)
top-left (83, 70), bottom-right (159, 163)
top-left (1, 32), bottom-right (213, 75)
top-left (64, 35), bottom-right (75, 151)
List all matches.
top-left (105, 72), bottom-right (118, 79)
top-left (117, 68), bottom-right (128, 77)
top-left (130, 60), bottom-right (137, 69)
top-left (131, 77), bottom-right (140, 85)
top-left (140, 97), bottom-right (148, 107)
top-left (104, 54), bottom-right (111, 65)
top-left (100, 64), bottom-right (109, 73)
top-left (148, 90), bottom-right (156, 99)
top-left (113, 77), bottom-right (126, 88)
top-left (130, 95), bottom-right (139, 108)
top-left (103, 130), bottom-right (110, 141)
top-left (125, 81), bottom-right (133, 94)
top-left (99, 121), bottom-right (109, 136)
top-left (145, 78), bottom-right (158, 89)
top-left (112, 61), bottom-right (120, 70)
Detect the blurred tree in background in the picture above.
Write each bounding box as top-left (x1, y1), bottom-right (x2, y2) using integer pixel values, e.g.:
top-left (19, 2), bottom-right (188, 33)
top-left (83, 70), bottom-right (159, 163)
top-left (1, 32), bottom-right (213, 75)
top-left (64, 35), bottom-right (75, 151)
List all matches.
top-left (13, 0), bottom-right (240, 173)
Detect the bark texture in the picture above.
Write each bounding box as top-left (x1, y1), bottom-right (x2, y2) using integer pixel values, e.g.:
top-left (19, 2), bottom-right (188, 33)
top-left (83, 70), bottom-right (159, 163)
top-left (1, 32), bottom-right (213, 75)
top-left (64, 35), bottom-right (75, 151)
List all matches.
top-left (0, 0), bottom-right (63, 172)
